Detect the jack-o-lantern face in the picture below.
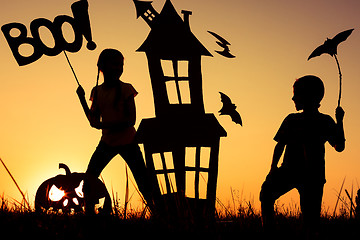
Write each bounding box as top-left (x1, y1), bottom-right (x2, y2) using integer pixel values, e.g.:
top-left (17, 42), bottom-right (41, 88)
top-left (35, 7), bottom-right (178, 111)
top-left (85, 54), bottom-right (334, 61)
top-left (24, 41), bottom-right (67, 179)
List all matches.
top-left (35, 163), bottom-right (111, 214)
top-left (47, 180), bottom-right (85, 212)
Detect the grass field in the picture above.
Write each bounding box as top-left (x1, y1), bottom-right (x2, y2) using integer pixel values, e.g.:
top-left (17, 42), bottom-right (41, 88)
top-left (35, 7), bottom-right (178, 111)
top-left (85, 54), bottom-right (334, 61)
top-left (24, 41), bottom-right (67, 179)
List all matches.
top-left (0, 194), bottom-right (359, 240)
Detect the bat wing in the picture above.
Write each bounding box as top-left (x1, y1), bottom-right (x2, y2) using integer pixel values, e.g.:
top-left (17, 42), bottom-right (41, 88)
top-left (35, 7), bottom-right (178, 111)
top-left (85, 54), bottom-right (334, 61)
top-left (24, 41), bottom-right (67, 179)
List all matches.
top-left (332, 29), bottom-right (354, 46)
top-left (215, 50), bottom-right (236, 58)
top-left (308, 29), bottom-right (354, 60)
top-left (308, 44), bottom-right (329, 60)
top-left (216, 41), bottom-right (226, 48)
top-left (209, 31), bottom-right (235, 58)
top-left (219, 92), bottom-right (232, 108)
top-left (219, 92), bottom-right (242, 126)
top-left (229, 110), bottom-right (242, 126)
top-left (208, 31), bottom-right (230, 45)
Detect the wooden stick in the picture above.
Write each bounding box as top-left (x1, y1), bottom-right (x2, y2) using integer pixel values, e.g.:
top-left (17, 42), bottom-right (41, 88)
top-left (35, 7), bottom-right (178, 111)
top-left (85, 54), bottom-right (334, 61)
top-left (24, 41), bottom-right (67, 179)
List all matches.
top-left (334, 54), bottom-right (342, 107)
top-left (63, 51), bottom-right (81, 86)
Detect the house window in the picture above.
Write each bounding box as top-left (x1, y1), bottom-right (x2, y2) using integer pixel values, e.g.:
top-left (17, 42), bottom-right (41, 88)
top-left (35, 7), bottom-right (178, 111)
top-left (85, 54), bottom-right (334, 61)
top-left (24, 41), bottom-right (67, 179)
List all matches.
top-left (143, 9), bottom-right (156, 22)
top-left (146, 9), bottom-right (156, 19)
top-left (152, 152), bottom-right (177, 194)
top-left (161, 60), bottom-right (190, 104)
top-left (152, 147), bottom-right (210, 199)
top-left (153, 152), bottom-right (174, 170)
top-left (186, 172), bottom-right (208, 199)
top-left (178, 61), bottom-right (188, 77)
top-left (185, 147), bottom-right (210, 199)
top-left (157, 172), bottom-right (177, 194)
top-left (165, 81), bottom-right (190, 104)
top-left (199, 147), bottom-right (211, 168)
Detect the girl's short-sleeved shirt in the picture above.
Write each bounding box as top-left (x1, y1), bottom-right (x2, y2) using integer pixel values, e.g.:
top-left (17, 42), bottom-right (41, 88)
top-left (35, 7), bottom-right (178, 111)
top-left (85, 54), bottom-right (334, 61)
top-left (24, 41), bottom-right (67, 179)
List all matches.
top-left (90, 80), bottom-right (138, 146)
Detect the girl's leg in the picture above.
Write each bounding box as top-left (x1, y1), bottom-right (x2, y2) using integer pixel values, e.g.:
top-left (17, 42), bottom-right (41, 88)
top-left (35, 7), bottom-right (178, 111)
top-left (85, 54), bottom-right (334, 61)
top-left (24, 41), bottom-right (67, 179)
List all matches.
top-left (86, 141), bottom-right (117, 177)
top-left (85, 141), bottom-right (117, 214)
top-left (118, 144), bottom-right (155, 207)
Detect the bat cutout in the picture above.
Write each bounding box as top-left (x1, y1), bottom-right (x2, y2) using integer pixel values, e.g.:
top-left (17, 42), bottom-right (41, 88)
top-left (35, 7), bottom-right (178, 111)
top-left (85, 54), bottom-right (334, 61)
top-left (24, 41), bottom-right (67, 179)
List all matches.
top-left (219, 92), bottom-right (242, 126)
top-left (308, 29), bottom-right (354, 60)
top-left (208, 31), bottom-right (235, 58)
top-left (307, 28), bottom-right (354, 107)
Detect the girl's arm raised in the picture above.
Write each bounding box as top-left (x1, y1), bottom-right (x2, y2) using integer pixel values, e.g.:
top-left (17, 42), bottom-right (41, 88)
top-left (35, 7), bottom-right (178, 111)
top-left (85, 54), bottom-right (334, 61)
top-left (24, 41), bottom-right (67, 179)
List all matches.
top-left (76, 85), bottom-right (101, 129)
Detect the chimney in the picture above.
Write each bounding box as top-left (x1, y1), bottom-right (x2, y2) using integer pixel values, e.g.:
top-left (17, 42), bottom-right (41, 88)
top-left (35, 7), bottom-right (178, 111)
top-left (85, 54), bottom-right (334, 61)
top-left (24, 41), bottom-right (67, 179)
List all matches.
top-left (181, 10), bottom-right (192, 30)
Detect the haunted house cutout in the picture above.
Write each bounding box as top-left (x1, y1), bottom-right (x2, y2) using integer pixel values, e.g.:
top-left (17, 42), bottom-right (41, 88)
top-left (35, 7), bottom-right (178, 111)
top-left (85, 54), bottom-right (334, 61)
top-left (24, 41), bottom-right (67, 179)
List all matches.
top-left (135, 0), bottom-right (227, 219)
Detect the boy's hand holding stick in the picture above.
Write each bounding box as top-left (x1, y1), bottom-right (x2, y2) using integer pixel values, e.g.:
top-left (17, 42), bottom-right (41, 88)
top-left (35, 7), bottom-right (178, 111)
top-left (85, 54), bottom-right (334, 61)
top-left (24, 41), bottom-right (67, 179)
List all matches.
top-left (335, 106), bottom-right (345, 123)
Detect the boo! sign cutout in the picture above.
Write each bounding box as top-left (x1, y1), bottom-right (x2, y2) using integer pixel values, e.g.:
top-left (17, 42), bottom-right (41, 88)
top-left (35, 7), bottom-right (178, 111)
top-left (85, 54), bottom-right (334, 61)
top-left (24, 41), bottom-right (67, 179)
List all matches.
top-left (1, 0), bottom-right (96, 66)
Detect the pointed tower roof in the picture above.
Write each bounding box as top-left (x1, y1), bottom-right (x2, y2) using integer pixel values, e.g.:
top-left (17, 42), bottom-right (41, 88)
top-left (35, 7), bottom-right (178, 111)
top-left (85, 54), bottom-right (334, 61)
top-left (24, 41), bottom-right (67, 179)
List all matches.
top-left (133, 0), bottom-right (156, 18)
top-left (136, 0), bottom-right (212, 59)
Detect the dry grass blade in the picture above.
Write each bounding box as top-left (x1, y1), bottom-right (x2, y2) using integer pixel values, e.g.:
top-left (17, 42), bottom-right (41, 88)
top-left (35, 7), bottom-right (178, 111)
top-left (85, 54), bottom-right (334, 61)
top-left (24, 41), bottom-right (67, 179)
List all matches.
top-left (345, 189), bottom-right (355, 218)
top-left (0, 157), bottom-right (30, 209)
top-left (124, 164), bottom-right (129, 219)
top-left (333, 176), bottom-right (346, 217)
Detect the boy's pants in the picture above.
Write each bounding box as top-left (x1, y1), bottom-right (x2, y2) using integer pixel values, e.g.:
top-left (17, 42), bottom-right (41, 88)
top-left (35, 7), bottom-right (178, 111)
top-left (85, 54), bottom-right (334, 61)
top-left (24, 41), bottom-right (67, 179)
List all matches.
top-left (260, 167), bottom-right (324, 232)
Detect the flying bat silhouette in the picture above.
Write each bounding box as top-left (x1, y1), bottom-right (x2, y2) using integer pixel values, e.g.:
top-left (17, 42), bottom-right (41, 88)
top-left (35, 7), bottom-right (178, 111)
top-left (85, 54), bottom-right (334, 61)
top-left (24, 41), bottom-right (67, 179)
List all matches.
top-left (219, 92), bottom-right (242, 126)
top-left (308, 29), bottom-right (354, 60)
top-left (208, 31), bottom-right (235, 58)
top-left (307, 28), bottom-right (354, 107)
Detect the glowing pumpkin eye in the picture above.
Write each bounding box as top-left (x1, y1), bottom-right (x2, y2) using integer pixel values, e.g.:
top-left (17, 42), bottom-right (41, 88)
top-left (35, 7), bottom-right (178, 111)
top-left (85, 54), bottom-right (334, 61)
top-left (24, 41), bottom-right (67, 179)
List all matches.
top-left (75, 180), bottom-right (84, 198)
top-left (49, 185), bottom-right (65, 201)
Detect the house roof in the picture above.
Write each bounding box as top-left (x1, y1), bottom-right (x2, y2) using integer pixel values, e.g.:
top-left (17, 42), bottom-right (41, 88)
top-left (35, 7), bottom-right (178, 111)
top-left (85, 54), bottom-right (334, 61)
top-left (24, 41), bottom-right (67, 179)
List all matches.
top-left (136, 114), bottom-right (227, 151)
top-left (136, 0), bottom-right (212, 59)
top-left (133, 0), bottom-right (156, 19)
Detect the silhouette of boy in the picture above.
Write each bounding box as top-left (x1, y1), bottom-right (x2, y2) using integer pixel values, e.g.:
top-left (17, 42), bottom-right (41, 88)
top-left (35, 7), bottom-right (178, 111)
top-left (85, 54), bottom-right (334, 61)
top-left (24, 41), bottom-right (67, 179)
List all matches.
top-left (77, 49), bottom-right (154, 213)
top-left (260, 75), bottom-right (345, 235)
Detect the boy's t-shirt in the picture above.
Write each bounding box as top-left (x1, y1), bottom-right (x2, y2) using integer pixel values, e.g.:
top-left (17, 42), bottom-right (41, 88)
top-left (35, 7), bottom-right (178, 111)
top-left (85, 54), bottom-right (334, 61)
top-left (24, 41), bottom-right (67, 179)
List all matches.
top-left (90, 80), bottom-right (138, 146)
top-left (274, 111), bottom-right (337, 182)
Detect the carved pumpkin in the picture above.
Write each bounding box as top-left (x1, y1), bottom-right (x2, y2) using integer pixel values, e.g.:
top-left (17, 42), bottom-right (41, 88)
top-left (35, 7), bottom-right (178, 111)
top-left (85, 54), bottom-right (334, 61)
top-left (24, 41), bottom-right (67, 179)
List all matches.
top-left (35, 163), bottom-right (111, 214)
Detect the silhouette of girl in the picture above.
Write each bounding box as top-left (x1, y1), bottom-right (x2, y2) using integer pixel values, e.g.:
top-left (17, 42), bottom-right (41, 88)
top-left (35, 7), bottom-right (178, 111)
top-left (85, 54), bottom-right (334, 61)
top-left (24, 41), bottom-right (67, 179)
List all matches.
top-left (77, 49), bottom-right (153, 213)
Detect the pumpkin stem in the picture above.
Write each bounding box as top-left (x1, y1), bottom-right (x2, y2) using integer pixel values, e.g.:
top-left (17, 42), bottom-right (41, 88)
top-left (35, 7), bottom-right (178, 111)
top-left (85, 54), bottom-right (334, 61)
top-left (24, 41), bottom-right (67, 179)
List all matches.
top-left (59, 163), bottom-right (72, 175)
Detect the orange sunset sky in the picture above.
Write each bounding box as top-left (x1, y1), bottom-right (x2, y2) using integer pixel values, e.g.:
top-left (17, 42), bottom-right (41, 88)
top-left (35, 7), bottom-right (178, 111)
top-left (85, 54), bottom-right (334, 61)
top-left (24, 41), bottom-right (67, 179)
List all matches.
top-left (1, 0), bottom-right (360, 212)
